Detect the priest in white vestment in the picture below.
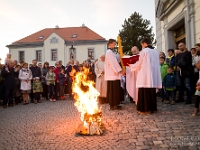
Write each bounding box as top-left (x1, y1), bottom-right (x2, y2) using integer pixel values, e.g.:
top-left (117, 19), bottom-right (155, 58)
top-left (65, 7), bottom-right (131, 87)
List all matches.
top-left (95, 54), bottom-right (107, 104)
top-left (126, 46), bottom-right (139, 104)
top-left (129, 38), bottom-right (162, 114)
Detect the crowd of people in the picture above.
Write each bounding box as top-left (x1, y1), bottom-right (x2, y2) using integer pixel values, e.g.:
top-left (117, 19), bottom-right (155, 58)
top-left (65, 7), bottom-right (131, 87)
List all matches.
top-left (0, 38), bottom-right (200, 117)
top-left (158, 42), bottom-right (200, 116)
top-left (0, 54), bottom-right (97, 108)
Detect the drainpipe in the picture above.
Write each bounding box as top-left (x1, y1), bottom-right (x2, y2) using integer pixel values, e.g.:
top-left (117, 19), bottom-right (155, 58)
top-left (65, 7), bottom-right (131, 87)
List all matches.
top-left (64, 42), bottom-right (66, 66)
top-left (189, 0), bottom-right (195, 47)
top-left (43, 43), bottom-right (45, 63)
top-left (185, 0), bottom-right (191, 49)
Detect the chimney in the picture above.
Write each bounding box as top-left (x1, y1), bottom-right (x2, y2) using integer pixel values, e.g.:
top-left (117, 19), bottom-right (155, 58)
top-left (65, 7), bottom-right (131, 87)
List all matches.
top-left (82, 23), bottom-right (85, 28)
top-left (55, 25), bottom-right (59, 29)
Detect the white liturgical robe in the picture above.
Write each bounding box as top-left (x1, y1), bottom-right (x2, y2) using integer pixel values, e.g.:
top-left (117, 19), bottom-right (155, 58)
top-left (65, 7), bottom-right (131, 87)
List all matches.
top-left (105, 49), bottom-right (122, 81)
top-left (95, 60), bottom-right (107, 97)
top-left (126, 66), bottom-right (138, 104)
top-left (129, 47), bottom-right (162, 88)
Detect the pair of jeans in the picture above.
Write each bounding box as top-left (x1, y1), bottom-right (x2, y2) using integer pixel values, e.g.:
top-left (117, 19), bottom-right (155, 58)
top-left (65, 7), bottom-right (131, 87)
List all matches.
top-left (59, 85), bottom-right (65, 97)
top-left (165, 90), bottom-right (175, 101)
top-left (34, 92), bottom-right (41, 101)
top-left (3, 89), bottom-right (14, 105)
top-left (194, 95), bottom-right (200, 109)
top-left (54, 82), bottom-right (59, 99)
top-left (42, 83), bottom-right (48, 99)
top-left (48, 84), bottom-right (55, 99)
top-left (178, 75), bottom-right (192, 102)
top-left (0, 83), bottom-right (4, 101)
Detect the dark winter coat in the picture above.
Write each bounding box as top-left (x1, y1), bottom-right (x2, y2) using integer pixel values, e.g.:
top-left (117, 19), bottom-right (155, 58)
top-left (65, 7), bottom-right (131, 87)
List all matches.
top-left (65, 65), bottom-right (79, 77)
top-left (29, 66), bottom-right (41, 79)
top-left (58, 73), bottom-right (66, 86)
top-left (175, 51), bottom-right (193, 77)
top-left (1, 66), bottom-right (16, 90)
top-left (166, 55), bottom-right (175, 67)
top-left (163, 73), bottom-right (176, 89)
top-left (41, 67), bottom-right (49, 83)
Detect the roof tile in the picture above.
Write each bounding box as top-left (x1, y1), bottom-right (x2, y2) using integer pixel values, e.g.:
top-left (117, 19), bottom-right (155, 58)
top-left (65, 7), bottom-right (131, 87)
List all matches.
top-left (13, 26), bottom-right (105, 44)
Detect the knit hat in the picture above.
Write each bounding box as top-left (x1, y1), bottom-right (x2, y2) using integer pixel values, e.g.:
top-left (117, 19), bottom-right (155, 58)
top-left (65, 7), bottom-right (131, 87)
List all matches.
top-left (49, 66), bottom-right (54, 69)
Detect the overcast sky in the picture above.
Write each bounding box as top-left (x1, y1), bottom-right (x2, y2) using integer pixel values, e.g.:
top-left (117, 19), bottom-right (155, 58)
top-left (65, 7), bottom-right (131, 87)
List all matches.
top-left (0, 0), bottom-right (156, 63)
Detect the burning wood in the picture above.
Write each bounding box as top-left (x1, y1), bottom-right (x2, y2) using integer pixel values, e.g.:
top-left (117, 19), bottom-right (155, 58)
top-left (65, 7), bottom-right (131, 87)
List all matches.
top-left (76, 112), bottom-right (103, 135)
top-left (72, 68), bottom-right (103, 135)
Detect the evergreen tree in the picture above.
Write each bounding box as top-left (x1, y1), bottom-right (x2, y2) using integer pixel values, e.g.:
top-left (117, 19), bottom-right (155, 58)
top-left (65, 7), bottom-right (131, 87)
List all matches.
top-left (119, 12), bottom-right (156, 54)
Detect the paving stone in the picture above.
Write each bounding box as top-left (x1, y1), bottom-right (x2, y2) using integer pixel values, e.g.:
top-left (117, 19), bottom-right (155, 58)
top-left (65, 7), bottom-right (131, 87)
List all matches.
top-left (0, 97), bottom-right (199, 149)
top-left (153, 141), bottom-right (163, 145)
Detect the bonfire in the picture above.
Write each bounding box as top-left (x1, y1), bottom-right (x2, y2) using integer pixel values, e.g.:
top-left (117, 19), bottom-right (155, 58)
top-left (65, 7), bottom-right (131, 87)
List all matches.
top-left (72, 67), bottom-right (103, 135)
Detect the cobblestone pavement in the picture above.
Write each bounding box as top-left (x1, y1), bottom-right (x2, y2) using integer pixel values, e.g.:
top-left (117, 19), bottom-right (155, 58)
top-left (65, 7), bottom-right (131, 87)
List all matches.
top-left (0, 97), bottom-right (200, 150)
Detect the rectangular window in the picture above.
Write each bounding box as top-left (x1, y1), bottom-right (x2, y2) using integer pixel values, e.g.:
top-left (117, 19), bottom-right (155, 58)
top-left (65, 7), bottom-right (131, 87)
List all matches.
top-left (19, 51), bottom-right (25, 63)
top-left (88, 49), bottom-right (94, 60)
top-left (50, 37), bottom-right (58, 44)
top-left (36, 50), bottom-right (42, 62)
top-left (51, 49), bottom-right (57, 61)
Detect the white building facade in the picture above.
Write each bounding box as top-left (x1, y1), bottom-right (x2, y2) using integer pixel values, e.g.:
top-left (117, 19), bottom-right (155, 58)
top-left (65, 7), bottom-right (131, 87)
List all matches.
top-left (155, 0), bottom-right (200, 53)
top-left (7, 26), bottom-right (107, 66)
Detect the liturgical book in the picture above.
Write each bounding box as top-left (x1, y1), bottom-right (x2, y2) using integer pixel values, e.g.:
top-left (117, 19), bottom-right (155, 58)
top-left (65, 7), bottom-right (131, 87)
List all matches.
top-left (122, 55), bottom-right (139, 66)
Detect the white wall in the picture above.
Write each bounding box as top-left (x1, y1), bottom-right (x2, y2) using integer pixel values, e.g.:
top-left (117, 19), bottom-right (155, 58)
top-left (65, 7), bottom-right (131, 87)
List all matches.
top-left (10, 46), bottom-right (43, 65)
top-left (44, 32), bottom-right (65, 66)
top-left (167, 2), bottom-right (184, 23)
top-left (64, 43), bottom-right (106, 65)
top-left (9, 32), bottom-right (107, 66)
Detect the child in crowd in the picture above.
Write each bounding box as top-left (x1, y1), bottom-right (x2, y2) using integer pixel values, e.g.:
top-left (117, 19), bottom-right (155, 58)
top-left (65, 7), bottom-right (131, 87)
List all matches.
top-left (159, 56), bottom-right (168, 101)
top-left (58, 68), bottom-right (67, 100)
top-left (33, 77), bottom-right (43, 104)
top-left (163, 66), bottom-right (176, 104)
top-left (46, 67), bottom-right (56, 102)
top-left (4, 53), bottom-right (12, 65)
top-left (193, 60), bottom-right (200, 116)
top-left (18, 62), bottom-right (32, 105)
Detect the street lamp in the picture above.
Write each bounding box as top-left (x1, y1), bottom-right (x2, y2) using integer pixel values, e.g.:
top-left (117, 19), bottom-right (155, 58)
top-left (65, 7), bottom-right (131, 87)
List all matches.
top-left (70, 45), bottom-right (75, 59)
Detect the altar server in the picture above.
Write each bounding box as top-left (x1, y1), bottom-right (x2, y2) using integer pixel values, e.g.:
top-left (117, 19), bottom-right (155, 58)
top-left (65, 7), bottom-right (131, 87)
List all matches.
top-left (105, 39), bottom-right (124, 110)
top-left (129, 38), bottom-right (162, 114)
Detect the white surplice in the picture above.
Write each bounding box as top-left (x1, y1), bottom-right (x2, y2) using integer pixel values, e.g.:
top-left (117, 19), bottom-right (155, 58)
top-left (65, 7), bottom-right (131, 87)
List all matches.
top-left (95, 60), bottom-right (107, 97)
top-left (105, 49), bottom-right (122, 81)
top-left (126, 66), bottom-right (138, 104)
top-left (129, 47), bottom-right (162, 88)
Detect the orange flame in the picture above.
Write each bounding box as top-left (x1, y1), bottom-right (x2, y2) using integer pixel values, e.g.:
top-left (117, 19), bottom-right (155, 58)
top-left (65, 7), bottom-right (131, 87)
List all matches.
top-left (72, 67), bottom-right (101, 124)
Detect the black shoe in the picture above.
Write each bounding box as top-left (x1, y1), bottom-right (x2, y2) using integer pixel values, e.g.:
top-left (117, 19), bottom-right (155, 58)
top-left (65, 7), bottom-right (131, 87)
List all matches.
top-left (185, 101), bottom-right (192, 104)
top-left (110, 105), bottom-right (122, 110)
top-left (175, 99), bottom-right (184, 103)
top-left (31, 100), bottom-right (34, 103)
top-left (8, 104), bottom-right (14, 107)
top-left (110, 106), bottom-right (117, 110)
